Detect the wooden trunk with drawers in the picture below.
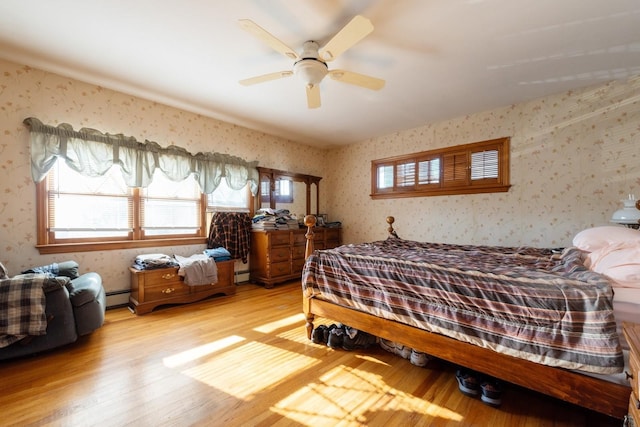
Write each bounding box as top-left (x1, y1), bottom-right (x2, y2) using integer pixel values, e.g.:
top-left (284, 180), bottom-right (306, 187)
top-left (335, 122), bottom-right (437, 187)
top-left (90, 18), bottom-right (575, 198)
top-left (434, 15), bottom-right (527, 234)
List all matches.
top-left (250, 227), bottom-right (341, 288)
top-left (129, 259), bottom-right (235, 315)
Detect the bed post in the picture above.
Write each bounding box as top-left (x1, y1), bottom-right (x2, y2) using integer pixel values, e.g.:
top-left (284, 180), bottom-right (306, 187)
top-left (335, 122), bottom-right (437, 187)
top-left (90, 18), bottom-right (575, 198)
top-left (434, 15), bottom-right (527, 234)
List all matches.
top-left (303, 215), bottom-right (316, 339)
top-left (304, 215), bottom-right (316, 259)
top-left (386, 216), bottom-right (398, 238)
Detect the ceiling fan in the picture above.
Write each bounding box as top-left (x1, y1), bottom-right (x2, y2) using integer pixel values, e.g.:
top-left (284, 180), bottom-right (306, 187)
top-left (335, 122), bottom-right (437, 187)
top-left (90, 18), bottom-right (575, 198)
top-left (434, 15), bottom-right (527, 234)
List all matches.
top-left (238, 15), bottom-right (385, 109)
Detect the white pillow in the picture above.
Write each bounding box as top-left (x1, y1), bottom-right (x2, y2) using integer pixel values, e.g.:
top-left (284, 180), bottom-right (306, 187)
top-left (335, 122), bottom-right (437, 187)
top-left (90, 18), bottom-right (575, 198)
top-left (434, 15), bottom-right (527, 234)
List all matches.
top-left (572, 226), bottom-right (640, 252)
top-left (587, 242), bottom-right (640, 288)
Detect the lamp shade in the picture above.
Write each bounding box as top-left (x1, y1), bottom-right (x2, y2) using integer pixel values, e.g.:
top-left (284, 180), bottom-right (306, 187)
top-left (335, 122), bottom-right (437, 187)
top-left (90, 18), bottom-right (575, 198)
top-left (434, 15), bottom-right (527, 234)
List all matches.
top-left (611, 196), bottom-right (640, 226)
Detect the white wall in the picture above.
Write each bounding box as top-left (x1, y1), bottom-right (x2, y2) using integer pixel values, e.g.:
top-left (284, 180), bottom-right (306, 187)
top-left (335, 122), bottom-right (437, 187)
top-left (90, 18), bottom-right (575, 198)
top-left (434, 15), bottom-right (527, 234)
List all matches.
top-left (325, 76), bottom-right (640, 247)
top-left (2, 56), bottom-right (639, 303)
top-left (0, 59), bottom-right (326, 302)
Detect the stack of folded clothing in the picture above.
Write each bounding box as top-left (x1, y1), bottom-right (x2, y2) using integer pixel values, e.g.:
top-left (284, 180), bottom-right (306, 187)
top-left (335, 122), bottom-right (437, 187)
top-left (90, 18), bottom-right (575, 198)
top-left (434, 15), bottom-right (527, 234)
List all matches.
top-left (131, 254), bottom-right (178, 270)
top-left (252, 208), bottom-right (299, 230)
top-left (203, 247), bottom-right (232, 261)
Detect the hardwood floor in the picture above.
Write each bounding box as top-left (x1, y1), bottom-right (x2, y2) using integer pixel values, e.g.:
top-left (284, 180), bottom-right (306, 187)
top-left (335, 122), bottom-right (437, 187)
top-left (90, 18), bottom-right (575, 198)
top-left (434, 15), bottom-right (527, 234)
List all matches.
top-left (0, 281), bottom-right (622, 426)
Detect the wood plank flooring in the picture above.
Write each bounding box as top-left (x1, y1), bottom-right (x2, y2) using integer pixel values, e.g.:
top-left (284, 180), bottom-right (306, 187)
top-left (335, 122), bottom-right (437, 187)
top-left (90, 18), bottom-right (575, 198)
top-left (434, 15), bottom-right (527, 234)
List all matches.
top-left (0, 281), bottom-right (622, 426)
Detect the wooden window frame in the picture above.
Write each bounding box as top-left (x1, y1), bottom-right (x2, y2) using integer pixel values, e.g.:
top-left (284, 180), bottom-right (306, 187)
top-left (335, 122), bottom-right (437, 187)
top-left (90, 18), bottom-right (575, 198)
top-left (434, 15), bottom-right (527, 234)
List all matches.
top-left (36, 170), bottom-right (254, 255)
top-left (371, 137), bottom-right (511, 199)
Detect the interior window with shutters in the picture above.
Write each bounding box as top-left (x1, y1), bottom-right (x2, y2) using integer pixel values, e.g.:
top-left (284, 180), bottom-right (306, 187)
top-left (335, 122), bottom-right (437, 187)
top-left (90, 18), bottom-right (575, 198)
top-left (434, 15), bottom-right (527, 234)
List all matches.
top-left (371, 137), bottom-right (510, 198)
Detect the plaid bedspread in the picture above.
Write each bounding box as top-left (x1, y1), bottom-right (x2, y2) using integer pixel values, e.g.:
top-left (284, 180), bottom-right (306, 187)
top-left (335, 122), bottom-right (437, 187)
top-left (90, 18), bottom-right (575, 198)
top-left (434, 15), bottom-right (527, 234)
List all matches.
top-left (0, 274), bottom-right (49, 348)
top-left (302, 238), bottom-right (623, 374)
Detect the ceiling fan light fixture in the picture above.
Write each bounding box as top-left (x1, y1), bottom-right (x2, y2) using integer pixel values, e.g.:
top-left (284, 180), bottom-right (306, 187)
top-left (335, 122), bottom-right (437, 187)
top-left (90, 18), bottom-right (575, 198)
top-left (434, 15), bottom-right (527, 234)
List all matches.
top-left (293, 58), bottom-right (328, 86)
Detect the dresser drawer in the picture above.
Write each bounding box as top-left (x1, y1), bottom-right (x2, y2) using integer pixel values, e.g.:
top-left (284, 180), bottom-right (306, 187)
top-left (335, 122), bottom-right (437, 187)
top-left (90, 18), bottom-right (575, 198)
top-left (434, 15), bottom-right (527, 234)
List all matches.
top-left (291, 245), bottom-right (306, 259)
top-left (325, 228), bottom-right (341, 241)
top-left (270, 232), bottom-right (291, 246)
top-left (292, 232), bottom-right (307, 245)
top-left (144, 281), bottom-right (191, 302)
top-left (269, 261), bottom-right (291, 277)
top-left (142, 268), bottom-right (182, 285)
top-left (269, 247), bottom-right (290, 263)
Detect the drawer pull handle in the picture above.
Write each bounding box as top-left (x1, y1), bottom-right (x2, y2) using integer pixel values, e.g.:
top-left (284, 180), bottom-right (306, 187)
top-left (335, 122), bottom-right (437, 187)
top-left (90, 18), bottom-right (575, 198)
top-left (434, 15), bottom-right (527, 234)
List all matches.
top-left (162, 273), bottom-right (176, 280)
top-left (626, 370), bottom-right (634, 380)
top-left (162, 287), bottom-right (175, 294)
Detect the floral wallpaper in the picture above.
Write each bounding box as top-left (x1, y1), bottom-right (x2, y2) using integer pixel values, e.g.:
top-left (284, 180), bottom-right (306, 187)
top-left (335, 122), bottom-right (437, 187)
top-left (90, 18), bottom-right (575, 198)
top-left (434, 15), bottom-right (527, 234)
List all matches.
top-left (1, 56), bottom-right (639, 305)
top-left (325, 76), bottom-right (640, 247)
top-left (0, 58), bottom-right (325, 301)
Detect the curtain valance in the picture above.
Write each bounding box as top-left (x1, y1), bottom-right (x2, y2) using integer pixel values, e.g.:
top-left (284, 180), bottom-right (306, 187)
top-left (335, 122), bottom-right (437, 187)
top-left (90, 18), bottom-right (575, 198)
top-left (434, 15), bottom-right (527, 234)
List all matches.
top-left (24, 117), bottom-right (259, 195)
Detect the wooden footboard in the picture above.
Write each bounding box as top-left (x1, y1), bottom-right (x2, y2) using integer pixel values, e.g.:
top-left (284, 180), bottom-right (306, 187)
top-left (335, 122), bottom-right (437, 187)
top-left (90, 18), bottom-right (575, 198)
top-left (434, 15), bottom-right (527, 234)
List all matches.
top-left (301, 215), bottom-right (630, 419)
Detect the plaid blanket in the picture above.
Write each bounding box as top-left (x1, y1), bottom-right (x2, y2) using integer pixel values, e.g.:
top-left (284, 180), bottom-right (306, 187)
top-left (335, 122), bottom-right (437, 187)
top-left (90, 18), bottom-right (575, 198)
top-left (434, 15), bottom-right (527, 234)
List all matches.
top-left (302, 238), bottom-right (623, 374)
top-left (0, 274), bottom-right (57, 348)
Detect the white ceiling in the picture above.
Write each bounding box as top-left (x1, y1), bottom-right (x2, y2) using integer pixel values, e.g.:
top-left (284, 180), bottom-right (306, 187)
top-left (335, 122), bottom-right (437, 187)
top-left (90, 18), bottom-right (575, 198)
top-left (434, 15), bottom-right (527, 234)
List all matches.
top-left (0, 0), bottom-right (639, 148)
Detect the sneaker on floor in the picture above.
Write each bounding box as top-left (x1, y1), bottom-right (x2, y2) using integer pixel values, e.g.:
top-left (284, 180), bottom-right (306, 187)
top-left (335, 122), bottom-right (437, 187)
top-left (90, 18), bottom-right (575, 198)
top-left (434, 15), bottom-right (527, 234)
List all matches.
top-left (327, 325), bottom-right (345, 349)
top-left (480, 378), bottom-right (503, 407)
top-left (311, 325), bottom-right (328, 344)
top-left (379, 338), bottom-right (396, 354)
top-left (455, 368), bottom-right (480, 397)
top-left (395, 343), bottom-right (412, 359)
top-left (409, 349), bottom-right (430, 367)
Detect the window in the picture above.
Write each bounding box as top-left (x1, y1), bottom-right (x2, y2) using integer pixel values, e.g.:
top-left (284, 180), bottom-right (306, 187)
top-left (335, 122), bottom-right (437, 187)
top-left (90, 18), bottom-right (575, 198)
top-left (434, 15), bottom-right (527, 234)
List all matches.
top-left (141, 170), bottom-right (202, 238)
top-left (371, 137), bottom-right (510, 199)
top-left (207, 179), bottom-right (250, 212)
top-left (36, 161), bottom-right (251, 254)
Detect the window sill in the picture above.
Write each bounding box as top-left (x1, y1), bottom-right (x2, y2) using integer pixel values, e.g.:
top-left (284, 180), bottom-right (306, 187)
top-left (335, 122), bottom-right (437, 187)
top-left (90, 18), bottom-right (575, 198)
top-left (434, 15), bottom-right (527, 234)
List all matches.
top-left (36, 237), bottom-right (207, 255)
top-left (370, 184), bottom-right (511, 199)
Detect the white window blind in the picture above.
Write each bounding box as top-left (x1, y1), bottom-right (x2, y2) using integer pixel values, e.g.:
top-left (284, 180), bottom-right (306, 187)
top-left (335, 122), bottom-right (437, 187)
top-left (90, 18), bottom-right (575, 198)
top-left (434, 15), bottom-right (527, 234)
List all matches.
top-left (48, 162), bottom-right (131, 239)
top-left (141, 170), bottom-right (201, 236)
top-left (471, 149), bottom-right (499, 180)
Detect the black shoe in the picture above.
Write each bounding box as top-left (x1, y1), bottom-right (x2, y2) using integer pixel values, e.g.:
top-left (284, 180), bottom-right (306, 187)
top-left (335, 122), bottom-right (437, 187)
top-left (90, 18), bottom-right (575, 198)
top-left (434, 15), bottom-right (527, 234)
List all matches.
top-left (480, 378), bottom-right (503, 407)
top-left (455, 368), bottom-right (480, 397)
top-left (342, 327), bottom-right (377, 351)
top-left (327, 325), bottom-right (345, 349)
top-left (311, 325), bottom-right (328, 344)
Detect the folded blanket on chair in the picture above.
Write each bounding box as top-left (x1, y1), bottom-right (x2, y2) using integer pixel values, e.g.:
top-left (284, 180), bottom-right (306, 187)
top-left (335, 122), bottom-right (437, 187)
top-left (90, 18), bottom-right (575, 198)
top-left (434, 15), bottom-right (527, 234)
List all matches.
top-left (0, 274), bottom-right (49, 348)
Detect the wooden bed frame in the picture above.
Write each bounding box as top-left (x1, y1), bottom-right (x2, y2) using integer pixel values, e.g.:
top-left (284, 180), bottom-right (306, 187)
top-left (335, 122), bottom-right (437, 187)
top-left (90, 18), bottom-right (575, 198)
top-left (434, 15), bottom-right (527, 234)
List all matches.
top-left (301, 215), bottom-right (630, 419)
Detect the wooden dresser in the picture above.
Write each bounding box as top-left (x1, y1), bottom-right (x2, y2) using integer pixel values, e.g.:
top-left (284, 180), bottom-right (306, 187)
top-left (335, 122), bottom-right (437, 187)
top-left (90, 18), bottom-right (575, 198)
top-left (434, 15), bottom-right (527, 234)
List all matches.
top-left (129, 259), bottom-right (235, 315)
top-left (625, 322), bottom-right (640, 426)
top-left (250, 227), bottom-right (341, 288)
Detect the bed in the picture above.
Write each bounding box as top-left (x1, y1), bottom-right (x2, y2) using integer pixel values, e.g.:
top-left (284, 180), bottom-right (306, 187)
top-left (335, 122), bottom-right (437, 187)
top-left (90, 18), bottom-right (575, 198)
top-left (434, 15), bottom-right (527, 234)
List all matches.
top-left (301, 216), bottom-right (640, 419)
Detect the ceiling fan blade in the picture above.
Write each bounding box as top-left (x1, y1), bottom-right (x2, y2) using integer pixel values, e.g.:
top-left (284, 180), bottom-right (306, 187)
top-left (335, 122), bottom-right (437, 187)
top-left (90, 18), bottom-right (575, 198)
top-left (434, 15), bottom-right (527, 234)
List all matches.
top-left (239, 71), bottom-right (293, 86)
top-left (328, 70), bottom-right (385, 90)
top-left (306, 84), bottom-right (321, 109)
top-left (319, 15), bottom-right (374, 62)
top-left (238, 19), bottom-right (299, 60)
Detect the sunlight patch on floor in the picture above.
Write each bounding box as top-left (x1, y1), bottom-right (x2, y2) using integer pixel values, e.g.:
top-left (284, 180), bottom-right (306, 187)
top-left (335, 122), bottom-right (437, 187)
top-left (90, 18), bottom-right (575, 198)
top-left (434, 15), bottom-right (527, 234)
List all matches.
top-left (180, 341), bottom-right (319, 399)
top-left (355, 354), bottom-right (391, 366)
top-left (162, 335), bottom-right (245, 368)
top-left (253, 313), bottom-right (306, 333)
top-left (271, 364), bottom-right (463, 426)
